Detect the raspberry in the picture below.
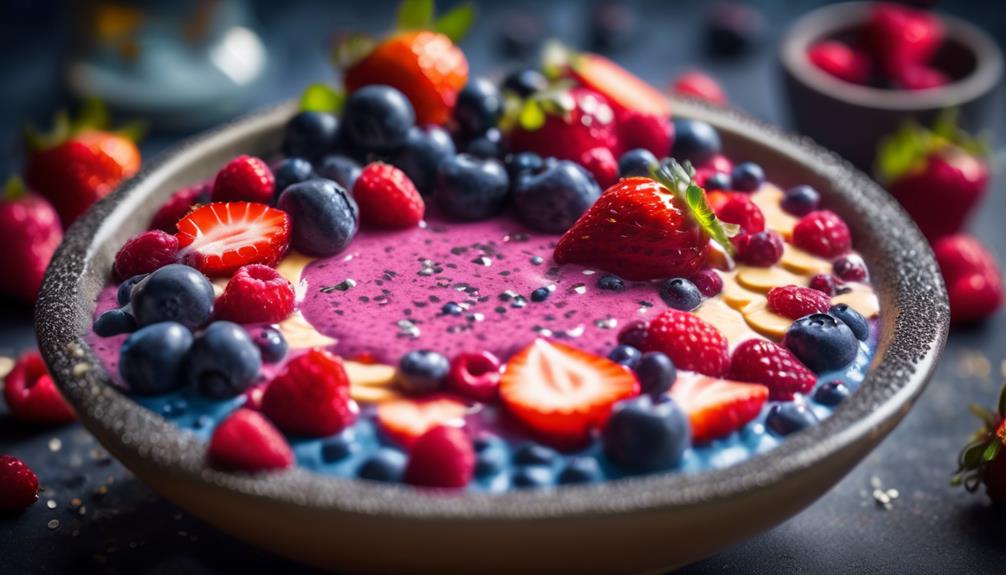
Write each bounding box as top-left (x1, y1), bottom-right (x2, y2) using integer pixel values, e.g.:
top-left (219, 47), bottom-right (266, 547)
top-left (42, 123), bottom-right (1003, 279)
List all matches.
top-left (793, 210), bottom-right (851, 258)
top-left (735, 230), bottom-right (784, 266)
top-left (617, 110), bottom-right (673, 159)
top-left (352, 162), bottom-right (424, 228)
top-left (690, 268), bottom-right (724, 297)
top-left (617, 319), bottom-right (650, 350)
top-left (809, 273), bottom-right (844, 296)
top-left (447, 351), bottom-right (502, 403)
top-left (211, 155), bottom-right (275, 203)
top-left (150, 184), bottom-right (210, 233)
top-left (643, 309), bottom-right (730, 377)
top-left (579, 147), bottom-right (619, 189)
top-left (729, 339), bottom-right (816, 401)
top-left (833, 254), bottom-right (868, 282)
top-left (208, 408), bottom-right (294, 472)
top-left (214, 264), bottom-right (295, 324)
top-left (113, 230), bottom-right (179, 280)
top-left (0, 455), bottom-right (39, 512)
top-left (404, 425), bottom-right (475, 489)
top-left (261, 349), bottom-right (358, 437)
top-left (767, 285), bottom-right (832, 319)
top-left (716, 193), bottom-right (765, 234)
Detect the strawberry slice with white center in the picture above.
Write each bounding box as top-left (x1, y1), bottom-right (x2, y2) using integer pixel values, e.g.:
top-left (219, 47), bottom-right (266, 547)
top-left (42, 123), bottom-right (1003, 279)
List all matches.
top-left (499, 339), bottom-right (639, 449)
top-left (670, 375), bottom-right (768, 443)
top-left (376, 394), bottom-right (470, 447)
top-left (175, 202), bottom-right (291, 277)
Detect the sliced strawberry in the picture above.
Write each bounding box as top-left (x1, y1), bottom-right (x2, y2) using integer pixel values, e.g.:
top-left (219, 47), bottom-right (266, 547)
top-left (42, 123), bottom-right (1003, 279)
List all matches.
top-left (208, 408), bottom-right (294, 472)
top-left (404, 425), bottom-right (475, 489)
top-left (175, 202), bottom-right (291, 277)
top-left (498, 339), bottom-right (639, 449)
top-left (260, 349), bottom-right (358, 437)
top-left (3, 351), bottom-right (76, 426)
top-left (669, 375), bottom-right (768, 443)
top-left (642, 309), bottom-right (730, 377)
top-left (570, 53), bottom-right (670, 117)
top-left (553, 177), bottom-right (709, 281)
top-left (376, 394), bottom-right (469, 447)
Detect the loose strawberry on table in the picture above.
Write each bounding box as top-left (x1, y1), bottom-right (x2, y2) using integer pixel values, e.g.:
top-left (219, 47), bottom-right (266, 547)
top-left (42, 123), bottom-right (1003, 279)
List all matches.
top-left (0, 177), bottom-right (62, 304)
top-left (0, 455), bottom-right (40, 512)
top-left (3, 351), bottom-right (76, 426)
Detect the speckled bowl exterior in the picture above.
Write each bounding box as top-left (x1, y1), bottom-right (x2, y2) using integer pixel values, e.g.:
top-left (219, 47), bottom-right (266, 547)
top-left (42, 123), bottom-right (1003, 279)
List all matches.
top-left (36, 98), bottom-right (949, 574)
top-left (780, 1), bottom-right (1003, 172)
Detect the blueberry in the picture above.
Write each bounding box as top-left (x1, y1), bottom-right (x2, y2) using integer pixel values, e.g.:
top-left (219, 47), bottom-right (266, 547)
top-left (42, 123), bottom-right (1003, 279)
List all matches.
top-left (398, 350), bottom-right (450, 393)
top-left (185, 321), bottom-right (262, 399)
top-left (595, 275), bottom-right (624, 293)
top-left (813, 380), bottom-right (850, 407)
top-left (781, 185), bottom-right (820, 216)
top-left (281, 111), bottom-right (338, 159)
top-left (130, 264), bottom-right (215, 329)
top-left (160, 400), bottom-right (186, 418)
top-left (705, 2), bottom-right (764, 57)
top-left (252, 326), bottom-right (288, 363)
top-left (273, 157), bottom-right (314, 197)
top-left (93, 307), bottom-right (137, 337)
top-left (784, 313), bottom-right (859, 373)
top-left (341, 85), bottom-right (415, 152)
top-left (357, 449), bottom-right (407, 483)
top-left (501, 68), bottom-right (548, 97)
top-left (635, 352), bottom-right (677, 396)
top-left (277, 179), bottom-right (359, 256)
top-left (511, 466), bottom-right (553, 489)
top-left (659, 277), bottom-right (702, 311)
top-left (618, 148), bottom-right (658, 178)
top-left (602, 394), bottom-right (690, 472)
top-left (465, 128), bottom-right (505, 159)
top-left (315, 154), bottom-right (362, 192)
top-left (608, 344), bottom-right (642, 369)
top-left (765, 402), bottom-right (817, 436)
top-left (513, 443), bottom-right (558, 466)
top-left (454, 78), bottom-right (503, 137)
top-left (117, 274), bottom-right (146, 306)
top-left (441, 302), bottom-right (464, 316)
top-left (704, 171), bottom-right (732, 191)
top-left (670, 119), bottom-right (722, 166)
top-left (730, 162), bottom-right (764, 192)
top-left (389, 126), bottom-right (455, 195)
top-left (505, 152), bottom-right (544, 181)
top-left (320, 430), bottom-right (358, 463)
top-left (119, 322), bottom-right (193, 396)
top-left (829, 304), bottom-right (870, 341)
top-left (558, 457), bottom-right (603, 485)
top-left (473, 434), bottom-right (507, 478)
top-left (530, 287), bottom-right (550, 302)
top-left (434, 154), bottom-right (509, 221)
top-left (513, 160), bottom-right (600, 233)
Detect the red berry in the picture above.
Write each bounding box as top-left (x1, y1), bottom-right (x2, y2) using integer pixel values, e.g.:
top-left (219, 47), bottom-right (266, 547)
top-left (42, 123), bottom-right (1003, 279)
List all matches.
top-left (897, 66), bottom-right (950, 90)
top-left (376, 395), bottom-right (469, 447)
top-left (261, 349), bottom-right (358, 437)
top-left (208, 408), bottom-right (294, 472)
top-left (211, 155), bottom-right (274, 203)
top-left (579, 147), bottom-right (619, 189)
top-left (934, 234), bottom-right (999, 281)
top-left (0, 182), bottom-right (62, 303)
top-left (0, 455), bottom-right (39, 512)
top-left (700, 154), bottom-right (733, 175)
top-left (643, 309), bottom-right (730, 377)
top-left (617, 319), bottom-right (650, 350)
top-left (947, 272), bottom-right (1003, 325)
top-left (690, 268), bottom-right (724, 297)
top-left (3, 351), bottom-right (76, 426)
top-left (352, 162), bottom-right (424, 228)
top-left (736, 230), bottom-right (784, 267)
top-left (716, 193), bottom-right (765, 235)
top-left (404, 425), bottom-right (475, 489)
top-left (672, 71), bottom-right (727, 105)
top-left (807, 41), bottom-right (871, 84)
top-left (670, 376), bottom-right (768, 443)
top-left (113, 230), bottom-right (179, 280)
top-left (150, 184), bottom-right (209, 233)
top-left (447, 351), bottom-right (502, 403)
top-left (792, 210), bottom-right (851, 258)
top-left (214, 264), bottom-right (296, 324)
top-left (833, 254), bottom-right (868, 282)
top-left (617, 110), bottom-right (673, 159)
top-left (868, 3), bottom-right (943, 77)
top-left (729, 339), bottom-right (817, 401)
top-left (767, 285), bottom-right (832, 319)
top-left (809, 273), bottom-right (844, 296)
top-left (569, 53), bottom-right (670, 118)
top-left (506, 87), bottom-right (619, 163)
top-left (176, 202), bottom-right (291, 277)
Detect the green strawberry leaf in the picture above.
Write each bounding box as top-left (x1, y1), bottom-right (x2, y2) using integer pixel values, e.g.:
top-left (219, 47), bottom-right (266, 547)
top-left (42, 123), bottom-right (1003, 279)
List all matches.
top-left (73, 97), bottom-right (109, 135)
top-left (299, 83), bottom-right (346, 114)
top-left (517, 99), bottom-right (546, 131)
top-left (541, 40), bottom-right (573, 81)
top-left (396, 0), bottom-right (435, 31)
top-left (332, 33), bottom-right (376, 70)
top-left (651, 159), bottom-right (740, 257)
top-left (433, 3), bottom-right (474, 43)
top-left (982, 439), bottom-right (1001, 463)
top-left (2, 175), bottom-right (26, 202)
top-left (876, 108), bottom-right (988, 183)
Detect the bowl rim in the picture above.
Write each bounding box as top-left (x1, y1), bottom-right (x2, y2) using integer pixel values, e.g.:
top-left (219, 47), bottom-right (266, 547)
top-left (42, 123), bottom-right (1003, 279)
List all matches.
top-left (36, 97), bottom-right (949, 522)
top-left (780, 1), bottom-right (1003, 111)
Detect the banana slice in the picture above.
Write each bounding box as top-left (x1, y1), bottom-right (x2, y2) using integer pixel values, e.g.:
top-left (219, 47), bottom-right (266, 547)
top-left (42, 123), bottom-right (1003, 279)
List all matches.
top-left (742, 299), bottom-right (792, 340)
top-left (350, 384), bottom-right (402, 404)
top-left (780, 244), bottom-right (832, 276)
top-left (276, 250), bottom-right (315, 301)
top-left (736, 265), bottom-right (807, 293)
top-left (694, 298), bottom-right (761, 350)
top-left (750, 184), bottom-right (798, 239)
top-left (721, 271), bottom-right (763, 310)
top-left (834, 282), bottom-right (881, 318)
top-left (277, 310), bottom-right (336, 349)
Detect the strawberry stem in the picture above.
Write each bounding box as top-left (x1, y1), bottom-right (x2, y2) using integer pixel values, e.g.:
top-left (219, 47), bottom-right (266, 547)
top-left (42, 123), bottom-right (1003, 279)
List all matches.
top-left (651, 159), bottom-right (740, 257)
top-left (2, 175), bottom-right (26, 202)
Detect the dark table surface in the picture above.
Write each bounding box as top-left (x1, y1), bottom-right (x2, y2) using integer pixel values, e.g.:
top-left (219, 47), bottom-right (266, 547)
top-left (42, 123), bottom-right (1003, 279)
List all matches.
top-left (2, 1), bottom-right (1005, 573)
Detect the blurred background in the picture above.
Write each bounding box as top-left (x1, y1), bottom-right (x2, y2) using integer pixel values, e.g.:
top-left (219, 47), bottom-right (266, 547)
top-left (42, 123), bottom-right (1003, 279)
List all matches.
top-left (1, 1), bottom-right (1005, 573)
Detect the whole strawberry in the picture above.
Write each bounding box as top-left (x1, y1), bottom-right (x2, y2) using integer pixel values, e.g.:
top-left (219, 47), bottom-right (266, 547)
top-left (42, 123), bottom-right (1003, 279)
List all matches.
top-left (953, 382), bottom-right (1006, 503)
top-left (0, 177), bottom-right (63, 303)
top-left (504, 86), bottom-right (619, 163)
top-left (877, 113), bottom-right (988, 242)
top-left (867, 3), bottom-right (944, 79)
top-left (24, 100), bottom-right (141, 226)
top-left (933, 234), bottom-right (1002, 325)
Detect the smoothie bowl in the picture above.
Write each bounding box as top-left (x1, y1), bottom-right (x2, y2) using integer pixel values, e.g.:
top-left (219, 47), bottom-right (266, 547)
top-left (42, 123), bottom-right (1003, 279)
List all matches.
top-left (36, 62), bottom-right (948, 572)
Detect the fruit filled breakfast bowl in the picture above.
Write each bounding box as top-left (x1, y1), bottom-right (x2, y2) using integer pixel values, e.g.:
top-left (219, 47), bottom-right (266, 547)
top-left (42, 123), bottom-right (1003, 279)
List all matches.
top-left (36, 31), bottom-right (947, 574)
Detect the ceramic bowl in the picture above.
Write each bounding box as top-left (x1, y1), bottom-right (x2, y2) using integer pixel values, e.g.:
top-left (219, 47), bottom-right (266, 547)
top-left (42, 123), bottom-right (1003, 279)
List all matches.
top-left (780, 1), bottom-right (1003, 172)
top-left (36, 98), bottom-right (949, 574)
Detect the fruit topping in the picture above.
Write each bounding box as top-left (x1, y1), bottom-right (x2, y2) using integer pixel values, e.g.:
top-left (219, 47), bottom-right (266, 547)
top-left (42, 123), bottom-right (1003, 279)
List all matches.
top-left (579, 146), bottom-right (619, 189)
top-left (433, 154), bottom-right (509, 221)
top-left (659, 277), bottom-right (703, 311)
top-left (92, 308), bottom-right (137, 337)
top-left (504, 86), bottom-right (618, 164)
top-left (783, 313), bottom-right (859, 373)
top-left (618, 148), bottom-right (659, 178)
top-left (281, 111), bottom-right (338, 160)
top-left (316, 154), bottom-right (363, 192)
top-left (642, 309), bottom-right (730, 377)
top-left (208, 408), bottom-right (294, 472)
top-left (352, 162), bottom-right (425, 229)
top-left (150, 184), bottom-right (210, 233)
top-left (730, 162), bottom-right (764, 193)
top-left (608, 344), bottom-right (642, 370)
top-left (358, 448), bottom-right (408, 482)
top-left (669, 376), bottom-right (768, 443)
top-left (185, 321), bottom-right (262, 399)
top-left (211, 155), bottom-right (275, 204)
top-left (277, 179), bottom-right (358, 257)
top-left (129, 264), bottom-right (215, 329)
top-left (389, 126), bottom-right (456, 195)
top-left (447, 351), bottom-right (502, 403)
top-left (273, 158), bottom-right (315, 198)
top-left (780, 185), bottom-right (820, 217)
top-left (513, 159), bottom-right (600, 234)
top-left (736, 230), bottom-right (785, 267)
top-left (832, 254), bottom-right (869, 282)
top-left (767, 285), bottom-right (832, 319)
top-left (829, 303), bottom-right (870, 341)
top-left (635, 351), bottom-right (677, 397)
top-left (214, 264), bottom-right (296, 324)
top-left (765, 400), bottom-right (818, 436)
top-left (453, 77), bottom-right (503, 138)
top-left (397, 350), bottom-right (450, 394)
top-left (499, 339), bottom-right (639, 448)
top-left (176, 202), bottom-right (291, 276)
top-left (119, 322), bottom-right (194, 396)
top-left (567, 52), bottom-right (670, 117)
top-left (113, 230), bottom-right (179, 280)
top-left (3, 351), bottom-right (76, 425)
top-left (792, 210), bottom-right (852, 258)
top-left (715, 193), bottom-right (765, 234)
top-left (813, 380), bottom-right (851, 407)
top-left (670, 119), bottom-right (721, 167)
top-left (261, 349), bottom-right (358, 437)
top-left (405, 425), bottom-right (475, 488)
top-left (690, 268), bottom-right (724, 297)
top-left (602, 394), bottom-right (690, 472)
top-left (728, 339), bottom-right (816, 401)
top-left (808, 273), bottom-right (843, 296)
top-left (376, 394), bottom-right (469, 446)
top-left (251, 326), bottom-right (288, 364)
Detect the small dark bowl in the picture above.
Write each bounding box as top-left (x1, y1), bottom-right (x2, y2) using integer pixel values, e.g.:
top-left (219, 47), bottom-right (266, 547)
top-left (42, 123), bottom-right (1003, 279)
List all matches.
top-left (780, 1), bottom-right (1003, 172)
top-left (36, 98), bottom-right (948, 574)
